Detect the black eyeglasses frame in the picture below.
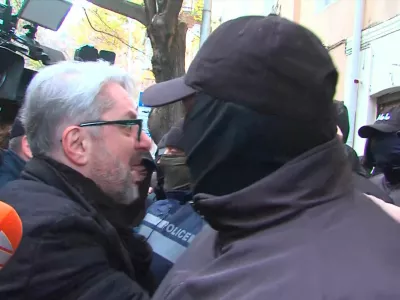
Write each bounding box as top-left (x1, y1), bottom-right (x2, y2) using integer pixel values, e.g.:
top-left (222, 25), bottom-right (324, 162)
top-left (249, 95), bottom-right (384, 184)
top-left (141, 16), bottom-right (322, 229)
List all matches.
top-left (79, 119), bottom-right (143, 141)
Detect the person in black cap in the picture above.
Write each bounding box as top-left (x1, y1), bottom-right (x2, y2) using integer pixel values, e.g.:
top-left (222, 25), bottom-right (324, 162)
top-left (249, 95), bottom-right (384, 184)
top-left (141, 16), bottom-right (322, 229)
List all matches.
top-left (333, 100), bottom-right (392, 203)
top-left (0, 116), bottom-right (31, 188)
top-left (143, 15), bottom-right (400, 299)
top-left (359, 106), bottom-right (400, 205)
top-left (138, 119), bottom-right (205, 287)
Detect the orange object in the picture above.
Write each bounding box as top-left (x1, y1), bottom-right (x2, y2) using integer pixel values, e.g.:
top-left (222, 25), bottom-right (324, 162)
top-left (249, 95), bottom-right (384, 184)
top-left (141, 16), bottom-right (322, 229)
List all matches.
top-left (0, 201), bottom-right (22, 268)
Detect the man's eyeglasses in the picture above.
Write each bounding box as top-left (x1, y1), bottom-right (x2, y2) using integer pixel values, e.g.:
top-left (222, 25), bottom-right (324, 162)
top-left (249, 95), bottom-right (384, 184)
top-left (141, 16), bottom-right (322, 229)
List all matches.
top-left (79, 119), bottom-right (143, 141)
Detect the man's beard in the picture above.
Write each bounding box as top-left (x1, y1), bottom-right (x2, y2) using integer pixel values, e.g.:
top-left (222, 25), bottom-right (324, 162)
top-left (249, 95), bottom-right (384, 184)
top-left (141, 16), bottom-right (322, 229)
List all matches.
top-left (90, 145), bottom-right (139, 205)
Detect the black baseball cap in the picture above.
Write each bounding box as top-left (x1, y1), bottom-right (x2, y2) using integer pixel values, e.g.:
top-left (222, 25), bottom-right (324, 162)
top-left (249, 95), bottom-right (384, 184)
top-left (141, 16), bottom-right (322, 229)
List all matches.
top-left (358, 106), bottom-right (400, 138)
top-left (142, 14), bottom-right (337, 123)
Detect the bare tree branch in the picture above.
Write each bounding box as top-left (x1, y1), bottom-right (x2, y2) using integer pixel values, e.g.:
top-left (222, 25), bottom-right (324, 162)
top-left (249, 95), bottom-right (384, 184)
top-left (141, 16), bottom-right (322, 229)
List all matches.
top-left (82, 8), bottom-right (147, 55)
top-left (144, 0), bottom-right (157, 23)
top-left (91, 8), bottom-right (121, 38)
top-left (88, 0), bottom-right (148, 26)
top-left (165, 0), bottom-right (184, 24)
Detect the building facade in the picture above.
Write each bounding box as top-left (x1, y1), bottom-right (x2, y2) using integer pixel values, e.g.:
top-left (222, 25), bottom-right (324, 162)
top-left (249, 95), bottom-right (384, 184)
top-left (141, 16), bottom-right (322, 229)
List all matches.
top-left (276, 0), bottom-right (400, 154)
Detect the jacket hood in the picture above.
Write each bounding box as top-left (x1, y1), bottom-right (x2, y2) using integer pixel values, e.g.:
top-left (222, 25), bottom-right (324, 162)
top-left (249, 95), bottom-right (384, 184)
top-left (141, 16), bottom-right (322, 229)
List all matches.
top-left (192, 138), bottom-right (352, 234)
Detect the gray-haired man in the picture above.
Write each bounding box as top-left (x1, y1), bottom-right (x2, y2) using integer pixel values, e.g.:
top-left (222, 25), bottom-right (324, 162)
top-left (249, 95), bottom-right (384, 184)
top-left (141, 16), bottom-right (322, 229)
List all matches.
top-left (0, 61), bottom-right (154, 300)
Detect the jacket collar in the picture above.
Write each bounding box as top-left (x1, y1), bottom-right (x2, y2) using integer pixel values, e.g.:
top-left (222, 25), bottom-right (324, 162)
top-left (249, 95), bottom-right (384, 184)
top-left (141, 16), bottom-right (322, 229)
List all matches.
top-left (23, 156), bottom-right (114, 216)
top-left (21, 156), bottom-right (158, 286)
top-left (21, 156), bottom-right (142, 278)
top-left (192, 138), bottom-right (352, 234)
top-left (22, 155), bottom-right (149, 229)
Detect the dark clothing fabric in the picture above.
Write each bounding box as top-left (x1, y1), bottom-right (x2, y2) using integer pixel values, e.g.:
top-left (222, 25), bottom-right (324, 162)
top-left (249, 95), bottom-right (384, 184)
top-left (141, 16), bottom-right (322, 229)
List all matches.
top-left (0, 156), bottom-right (153, 300)
top-left (353, 173), bottom-right (393, 203)
top-left (181, 94), bottom-right (336, 196)
top-left (138, 190), bottom-right (205, 287)
top-left (153, 139), bottom-right (400, 300)
top-left (344, 144), bottom-right (369, 177)
top-left (346, 137), bottom-right (392, 202)
top-left (371, 173), bottom-right (400, 206)
top-left (0, 149), bottom-right (25, 188)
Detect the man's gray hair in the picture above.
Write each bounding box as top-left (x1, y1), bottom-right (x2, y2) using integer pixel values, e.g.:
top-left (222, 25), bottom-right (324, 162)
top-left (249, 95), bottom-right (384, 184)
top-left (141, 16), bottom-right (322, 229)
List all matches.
top-left (20, 61), bottom-right (136, 156)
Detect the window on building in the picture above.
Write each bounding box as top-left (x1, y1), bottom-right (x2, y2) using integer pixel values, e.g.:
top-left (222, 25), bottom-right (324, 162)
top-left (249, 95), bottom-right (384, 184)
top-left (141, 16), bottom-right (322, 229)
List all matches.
top-left (315, 0), bottom-right (337, 12)
top-left (377, 92), bottom-right (400, 115)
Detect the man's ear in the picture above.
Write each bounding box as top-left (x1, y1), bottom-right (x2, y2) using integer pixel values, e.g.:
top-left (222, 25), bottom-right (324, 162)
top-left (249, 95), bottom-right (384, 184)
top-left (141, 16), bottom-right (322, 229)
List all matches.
top-left (61, 126), bottom-right (90, 166)
top-left (21, 135), bottom-right (32, 160)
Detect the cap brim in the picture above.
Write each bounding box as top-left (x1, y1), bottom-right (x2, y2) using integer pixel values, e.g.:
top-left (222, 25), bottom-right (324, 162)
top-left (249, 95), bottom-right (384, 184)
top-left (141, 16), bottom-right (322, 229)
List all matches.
top-left (142, 77), bottom-right (196, 107)
top-left (358, 123), bottom-right (399, 138)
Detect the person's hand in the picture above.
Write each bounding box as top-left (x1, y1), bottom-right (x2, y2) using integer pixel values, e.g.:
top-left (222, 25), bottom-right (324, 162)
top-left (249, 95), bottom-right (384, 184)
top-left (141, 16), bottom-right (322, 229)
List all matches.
top-left (148, 187), bottom-right (153, 195)
top-left (365, 194), bottom-right (400, 223)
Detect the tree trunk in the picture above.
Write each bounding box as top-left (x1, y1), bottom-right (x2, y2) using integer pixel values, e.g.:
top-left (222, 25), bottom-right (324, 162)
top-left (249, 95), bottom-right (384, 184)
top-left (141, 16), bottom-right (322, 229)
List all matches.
top-left (87, 0), bottom-right (188, 144)
top-left (147, 19), bottom-right (187, 144)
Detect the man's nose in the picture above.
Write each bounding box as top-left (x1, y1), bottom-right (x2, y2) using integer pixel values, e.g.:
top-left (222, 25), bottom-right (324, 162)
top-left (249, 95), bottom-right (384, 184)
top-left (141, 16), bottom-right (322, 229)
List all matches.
top-left (136, 132), bottom-right (152, 151)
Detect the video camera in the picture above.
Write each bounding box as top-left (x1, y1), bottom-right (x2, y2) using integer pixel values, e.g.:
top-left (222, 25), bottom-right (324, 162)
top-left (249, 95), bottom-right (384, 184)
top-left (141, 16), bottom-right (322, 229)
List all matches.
top-left (74, 45), bottom-right (116, 65)
top-left (0, 0), bottom-right (72, 121)
top-left (0, 0), bottom-right (71, 65)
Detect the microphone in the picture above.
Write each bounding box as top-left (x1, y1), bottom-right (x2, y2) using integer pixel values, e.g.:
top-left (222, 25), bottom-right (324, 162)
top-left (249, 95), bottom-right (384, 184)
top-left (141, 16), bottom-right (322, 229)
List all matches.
top-left (0, 201), bottom-right (22, 269)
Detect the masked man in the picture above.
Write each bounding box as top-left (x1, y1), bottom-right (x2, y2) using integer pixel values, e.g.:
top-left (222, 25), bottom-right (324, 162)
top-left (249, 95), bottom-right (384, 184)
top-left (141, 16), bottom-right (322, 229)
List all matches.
top-left (359, 106), bottom-right (400, 205)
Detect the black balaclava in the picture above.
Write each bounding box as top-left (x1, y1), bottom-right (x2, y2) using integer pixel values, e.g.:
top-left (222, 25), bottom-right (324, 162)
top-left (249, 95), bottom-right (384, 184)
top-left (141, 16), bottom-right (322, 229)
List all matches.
top-left (181, 93), bottom-right (336, 196)
top-left (370, 133), bottom-right (400, 185)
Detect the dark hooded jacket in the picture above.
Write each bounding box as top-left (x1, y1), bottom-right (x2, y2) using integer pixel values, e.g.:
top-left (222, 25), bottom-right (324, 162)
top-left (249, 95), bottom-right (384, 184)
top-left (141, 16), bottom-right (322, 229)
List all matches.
top-left (370, 174), bottom-right (400, 206)
top-left (152, 95), bottom-right (400, 300)
top-left (0, 155), bottom-right (154, 300)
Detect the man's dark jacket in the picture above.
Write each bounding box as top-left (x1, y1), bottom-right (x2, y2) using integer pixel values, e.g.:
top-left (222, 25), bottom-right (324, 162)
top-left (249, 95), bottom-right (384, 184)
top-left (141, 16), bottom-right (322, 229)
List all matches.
top-left (370, 173), bottom-right (400, 206)
top-left (0, 149), bottom-right (25, 188)
top-left (153, 139), bottom-right (400, 300)
top-left (0, 156), bottom-right (153, 300)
